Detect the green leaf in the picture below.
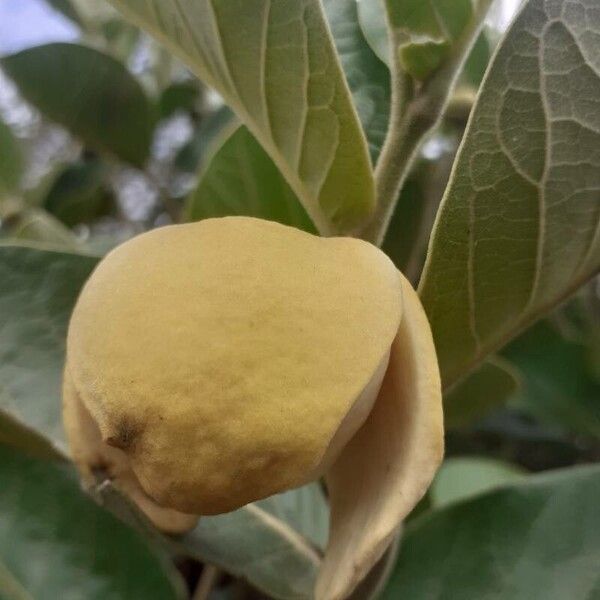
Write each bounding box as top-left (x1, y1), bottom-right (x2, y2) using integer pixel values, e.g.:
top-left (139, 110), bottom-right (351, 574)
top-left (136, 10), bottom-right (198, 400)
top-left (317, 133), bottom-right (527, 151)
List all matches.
top-left (357, 0), bottom-right (389, 65)
top-left (429, 456), bottom-right (524, 508)
top-left (44, 159), bottom-right (114, 227)
top-left (186, 126), bottom-right (316, 233)
top-left (1, 43), bottom-right (153, 167)
top-left (182, 484), bottom-right (328, 600)
top-left (380, 464), bottom-right (600, 599)
top-left (419, 0), bottom-right (600, 387)
top-left (323, 0), bottom-right (390, 160)
top-left (106, 0), bottom-right (375, 234)
top-left (444, 356), bottom-right (520, 429)
top-left (0, 444), bottom-right (184, 599)
top-left (505, 318), bottom-right (600, 438)
top-left (0, 118), bottom-right (23, 195)
top-left (0, 245), bottom-right (98, 457)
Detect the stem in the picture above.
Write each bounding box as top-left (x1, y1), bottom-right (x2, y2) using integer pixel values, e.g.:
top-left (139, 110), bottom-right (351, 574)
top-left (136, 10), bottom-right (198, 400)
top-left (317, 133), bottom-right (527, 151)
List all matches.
top-left (360, 0), bottom-right (495, 247)
top-left (192, 564), bottom-right (221, 600)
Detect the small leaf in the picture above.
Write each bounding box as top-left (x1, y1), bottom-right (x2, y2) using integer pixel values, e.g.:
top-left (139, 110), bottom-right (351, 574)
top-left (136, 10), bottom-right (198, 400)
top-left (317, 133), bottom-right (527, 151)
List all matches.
top-left (419, 0), bottom-right (600, 387)
top-left (357, 0), bottom-right (389, 65)
top-left (186, 126), bottom-right (316, 233)
top-left (380, 464), bottom-right (600, 599)
top-left (182, 484), bottom-right (328, 600)
top-left (0, 118), bottom-right (23, 195)
top-left (504, 318), bottom-right (600, 438)
top-left (1, 208), bottom-right (82, 250)
top-left (362, 0), bottom-right (474, 79)
top-left (107, 0), bottom-right (375, 234)
top-left (0, 444), bottom-right (184, 599)
top-left (323, 0), bottom-right (391, 160)
top-left (0, 245), bottom-right (98, 457)
top-left (1, 43), bottom-right (153, 167)
top-left (444, 356), bottom-right (520, 429)
top-left (429, 456), bottom-right (524, 508)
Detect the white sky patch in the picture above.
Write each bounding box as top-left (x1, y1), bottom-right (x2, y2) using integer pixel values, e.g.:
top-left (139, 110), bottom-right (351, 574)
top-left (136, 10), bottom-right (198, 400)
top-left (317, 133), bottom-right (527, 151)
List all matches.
top-left (0, 0), bottom-right (79, 55)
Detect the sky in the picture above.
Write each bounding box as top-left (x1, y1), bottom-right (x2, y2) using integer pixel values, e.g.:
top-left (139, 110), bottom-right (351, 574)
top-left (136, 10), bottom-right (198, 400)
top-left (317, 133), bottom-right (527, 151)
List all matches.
top-left (0, 0), bottom-right (79, 55)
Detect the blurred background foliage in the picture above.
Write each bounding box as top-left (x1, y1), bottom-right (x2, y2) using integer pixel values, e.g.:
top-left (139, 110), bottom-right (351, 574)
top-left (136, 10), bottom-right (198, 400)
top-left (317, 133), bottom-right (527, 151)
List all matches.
top-left (0, 0), bottom-right (598, 598)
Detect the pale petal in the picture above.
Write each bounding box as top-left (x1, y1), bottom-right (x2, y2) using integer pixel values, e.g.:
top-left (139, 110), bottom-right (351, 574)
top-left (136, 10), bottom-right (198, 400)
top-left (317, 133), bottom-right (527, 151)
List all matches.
top-left (316, 274), bottom-right (444, 600)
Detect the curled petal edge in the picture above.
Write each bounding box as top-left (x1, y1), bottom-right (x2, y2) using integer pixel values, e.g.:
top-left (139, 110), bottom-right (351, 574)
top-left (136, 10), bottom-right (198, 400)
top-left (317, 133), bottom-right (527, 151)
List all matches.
top-left (316, 273), bottom-right (444, 600)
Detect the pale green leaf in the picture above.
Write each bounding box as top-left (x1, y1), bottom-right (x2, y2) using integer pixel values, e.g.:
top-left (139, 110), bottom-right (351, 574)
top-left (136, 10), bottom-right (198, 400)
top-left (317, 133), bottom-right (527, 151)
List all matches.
top-left (420, 0), bottom-right (600, 387)
top-left (381, 464), bottom-right (600, 599)
top-left (444, 356), bottom-right (520, 428)
top-left (106, 0), bottom-right (375, 234)
top-left (323, 0), bottom-right (390, 160)
top-left (182, 484), bottom-right (328, 600)
top-left (1, 43), bottom-right (153, 167)
top-left (0, 445), bottom-right (184, 600)
top-left (430, 456), bottom-right (525, 508)
top-left (186, 126), bottom-right (316, 233)
top-left (0, 245), bottom-right (98, 457)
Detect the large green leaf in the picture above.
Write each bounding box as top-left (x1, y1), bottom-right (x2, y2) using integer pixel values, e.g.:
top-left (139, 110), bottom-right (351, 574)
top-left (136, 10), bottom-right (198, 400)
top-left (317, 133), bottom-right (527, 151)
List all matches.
top-left (0, 444), bottom-right (184, 599)
top-left (0, 118), bottom-right (23, 195)
top-left (1, 43), bottom-right (153, 167)
top-left (505, 317), bottom-right (600, 438)
top-left (186, 126), bottom-right (316, 233)
top-left (0, 244), bottom-right (329, 599)
top-left (323, 0), bottom-right (390, 160)
top-left (106, 0), bottom-right (375, 234)
top-left (444, 356), bottom-right (520, 428)
top-left (381, 464), bottom-right (600, 599)
top-left (182, 484), bottom-right (328, 600)
top-left (419, 0), bottom-right (600, 387)
top-left (0, 245), bottom-right (98, 456)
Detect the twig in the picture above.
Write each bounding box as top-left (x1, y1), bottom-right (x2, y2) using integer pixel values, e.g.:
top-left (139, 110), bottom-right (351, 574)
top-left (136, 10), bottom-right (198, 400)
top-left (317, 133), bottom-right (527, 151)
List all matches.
top-left (192, 564), bottom-right (221, 600)
top-left (360, 0), bottom-right (495, 247)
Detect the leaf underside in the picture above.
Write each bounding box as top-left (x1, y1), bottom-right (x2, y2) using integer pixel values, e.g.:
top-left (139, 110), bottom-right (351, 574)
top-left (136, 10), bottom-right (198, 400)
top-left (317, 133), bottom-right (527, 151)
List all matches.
top-left (108, 0), bottom-right (375, 234)
top-left (420, 0), bottom-right (600, 387)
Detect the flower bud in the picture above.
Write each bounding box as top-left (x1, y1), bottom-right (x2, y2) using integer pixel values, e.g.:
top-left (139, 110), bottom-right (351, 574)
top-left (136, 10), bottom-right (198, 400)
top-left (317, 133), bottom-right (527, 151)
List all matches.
top-left (63, 216), bottom-right (443, 598)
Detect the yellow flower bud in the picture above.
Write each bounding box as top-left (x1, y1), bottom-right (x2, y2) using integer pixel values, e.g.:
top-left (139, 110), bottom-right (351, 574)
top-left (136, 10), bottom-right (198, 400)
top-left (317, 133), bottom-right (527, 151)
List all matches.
top-left (63, 216), bottom-right (443, 599)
